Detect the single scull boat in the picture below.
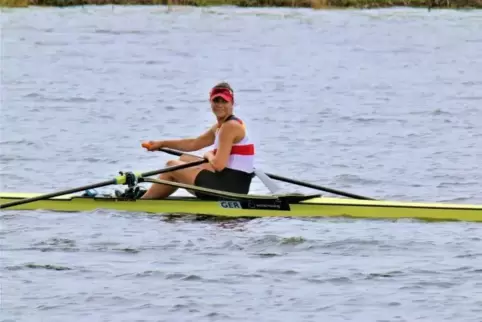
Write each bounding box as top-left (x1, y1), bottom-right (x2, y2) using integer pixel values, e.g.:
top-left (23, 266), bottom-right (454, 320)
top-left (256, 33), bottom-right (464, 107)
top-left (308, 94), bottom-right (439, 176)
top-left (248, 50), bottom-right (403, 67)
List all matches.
top-left (1, 182), bottom-right (481, 222)
top-left (1, 148), bottom-right (480, 222)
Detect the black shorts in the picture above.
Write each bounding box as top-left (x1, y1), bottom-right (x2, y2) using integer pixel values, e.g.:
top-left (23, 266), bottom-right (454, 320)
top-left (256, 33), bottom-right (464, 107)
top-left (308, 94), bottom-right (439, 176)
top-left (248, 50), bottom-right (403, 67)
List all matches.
top-left (194, 168), bottom-right (253, 200)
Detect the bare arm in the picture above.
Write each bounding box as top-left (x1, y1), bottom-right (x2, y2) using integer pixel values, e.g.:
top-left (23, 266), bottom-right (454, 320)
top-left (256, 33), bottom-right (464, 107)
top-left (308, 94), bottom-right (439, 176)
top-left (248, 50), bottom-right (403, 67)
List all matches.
top-left (146, 125), bottom-right (216, 152)
top-left (205, 122), bottom-right (244, 171)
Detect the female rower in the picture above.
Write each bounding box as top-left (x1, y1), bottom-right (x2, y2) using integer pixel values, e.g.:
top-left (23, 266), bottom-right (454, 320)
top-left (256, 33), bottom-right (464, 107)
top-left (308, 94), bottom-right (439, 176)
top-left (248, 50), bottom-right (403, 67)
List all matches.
top-left (140, 82), bottom-right (255, 199)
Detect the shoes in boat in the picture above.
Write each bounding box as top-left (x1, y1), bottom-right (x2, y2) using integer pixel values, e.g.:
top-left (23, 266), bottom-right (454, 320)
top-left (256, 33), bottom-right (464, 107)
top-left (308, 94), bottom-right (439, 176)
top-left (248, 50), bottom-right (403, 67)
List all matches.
top-left (82, 189), bottom-right (98, 197)
top-left (114, 186), bottom-right (147, 200)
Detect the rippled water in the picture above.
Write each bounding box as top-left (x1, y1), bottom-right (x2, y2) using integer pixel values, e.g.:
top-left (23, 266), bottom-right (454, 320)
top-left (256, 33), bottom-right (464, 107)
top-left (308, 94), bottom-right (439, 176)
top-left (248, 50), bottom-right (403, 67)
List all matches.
top-left (1, 6), bottom-right (482, 322)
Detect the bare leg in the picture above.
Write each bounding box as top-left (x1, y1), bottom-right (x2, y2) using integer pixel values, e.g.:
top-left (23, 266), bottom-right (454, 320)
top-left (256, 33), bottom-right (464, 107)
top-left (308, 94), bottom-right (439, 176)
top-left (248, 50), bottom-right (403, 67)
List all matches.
top-left (141, 159), bottom-right (214, 199)
top-left (141, 171), bottom-right (178, 199)
top-left (179, 154), bottom-right (202, 162)
top-left (180, 153), bottom-right (217, 172)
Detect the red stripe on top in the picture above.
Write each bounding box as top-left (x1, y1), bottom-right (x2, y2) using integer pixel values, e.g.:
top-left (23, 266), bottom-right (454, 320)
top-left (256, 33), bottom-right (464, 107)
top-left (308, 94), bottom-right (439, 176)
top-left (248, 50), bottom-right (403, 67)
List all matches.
top-left (213, 144), bottom-right (254, 156)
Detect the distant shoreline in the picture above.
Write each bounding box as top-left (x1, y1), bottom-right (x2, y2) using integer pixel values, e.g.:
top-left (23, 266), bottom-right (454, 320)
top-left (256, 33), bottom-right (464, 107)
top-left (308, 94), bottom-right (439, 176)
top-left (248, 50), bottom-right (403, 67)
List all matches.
top-left (2, 0), bottom-right (482, 9)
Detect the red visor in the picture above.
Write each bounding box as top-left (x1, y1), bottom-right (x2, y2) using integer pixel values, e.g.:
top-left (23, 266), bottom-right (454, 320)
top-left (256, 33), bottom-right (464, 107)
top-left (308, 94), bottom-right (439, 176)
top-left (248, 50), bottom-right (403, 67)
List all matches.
top-left (210, 88), bottom-right (234, 103)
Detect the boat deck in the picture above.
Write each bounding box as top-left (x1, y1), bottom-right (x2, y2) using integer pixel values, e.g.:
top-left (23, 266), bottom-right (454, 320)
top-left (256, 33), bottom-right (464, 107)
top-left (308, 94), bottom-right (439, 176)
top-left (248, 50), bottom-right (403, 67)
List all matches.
top-left (1, 192), bottom-right (481, 222)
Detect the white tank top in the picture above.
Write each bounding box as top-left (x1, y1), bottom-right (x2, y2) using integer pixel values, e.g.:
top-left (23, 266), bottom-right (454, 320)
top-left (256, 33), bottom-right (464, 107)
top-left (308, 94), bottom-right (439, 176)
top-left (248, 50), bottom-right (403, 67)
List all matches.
top-left (212, 115), bottom-right (255, 174)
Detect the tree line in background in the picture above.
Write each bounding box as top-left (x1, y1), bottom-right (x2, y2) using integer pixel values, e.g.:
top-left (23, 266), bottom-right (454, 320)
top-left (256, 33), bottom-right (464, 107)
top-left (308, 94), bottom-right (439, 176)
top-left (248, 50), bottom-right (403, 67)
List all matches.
top-left (1, 0), bottom-right (481, 10)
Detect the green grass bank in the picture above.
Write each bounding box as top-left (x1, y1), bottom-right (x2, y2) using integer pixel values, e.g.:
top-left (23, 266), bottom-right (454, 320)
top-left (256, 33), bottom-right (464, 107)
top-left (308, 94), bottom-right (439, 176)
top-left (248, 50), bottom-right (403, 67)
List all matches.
top-left (1, 0), bottom-right (481, 9)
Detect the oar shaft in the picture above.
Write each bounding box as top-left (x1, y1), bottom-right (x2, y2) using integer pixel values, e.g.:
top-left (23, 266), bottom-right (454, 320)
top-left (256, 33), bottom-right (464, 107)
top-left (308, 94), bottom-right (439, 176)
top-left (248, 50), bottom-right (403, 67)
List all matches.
top-left (262, 173), bottom-right (374, 200)
top-left (159, 147), bottom-right (196, 158)
top-left (0, 179), bottom-right (116, 209)
top-left (141, 159), bottom-right (206, 177)
top-left (0, 159), bottom-right (207, 209)
top-left (157, 147), bottom-right (374, 200)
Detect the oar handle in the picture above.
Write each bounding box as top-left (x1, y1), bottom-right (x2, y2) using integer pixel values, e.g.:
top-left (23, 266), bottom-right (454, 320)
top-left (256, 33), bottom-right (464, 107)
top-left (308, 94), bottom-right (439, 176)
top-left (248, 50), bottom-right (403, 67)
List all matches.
top-left (142, 142), bottom-right (157, 151)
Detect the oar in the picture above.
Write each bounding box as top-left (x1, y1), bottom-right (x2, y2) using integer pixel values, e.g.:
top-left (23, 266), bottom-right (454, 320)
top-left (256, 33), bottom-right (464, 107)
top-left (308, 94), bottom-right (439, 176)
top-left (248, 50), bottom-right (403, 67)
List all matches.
top-left (155, 147), bottom-right (375, 200)
top-left (259, 173), bottom-right (375, 200)
top-left (143, 144), bottom-right (282, 194)
top-left (0, 159), bottom-right (207, 209)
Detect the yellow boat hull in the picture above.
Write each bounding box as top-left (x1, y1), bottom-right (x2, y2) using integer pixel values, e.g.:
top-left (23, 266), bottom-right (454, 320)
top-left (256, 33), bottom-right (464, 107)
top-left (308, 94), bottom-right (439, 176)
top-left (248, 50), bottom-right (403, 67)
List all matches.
top-left (1, 192), bottom-right (481, 222)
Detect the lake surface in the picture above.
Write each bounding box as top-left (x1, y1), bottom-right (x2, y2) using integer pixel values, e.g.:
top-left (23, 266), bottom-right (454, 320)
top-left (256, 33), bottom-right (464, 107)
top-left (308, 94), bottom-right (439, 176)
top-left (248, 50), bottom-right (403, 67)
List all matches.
top-left (1, 5), bottom-right (481, 322)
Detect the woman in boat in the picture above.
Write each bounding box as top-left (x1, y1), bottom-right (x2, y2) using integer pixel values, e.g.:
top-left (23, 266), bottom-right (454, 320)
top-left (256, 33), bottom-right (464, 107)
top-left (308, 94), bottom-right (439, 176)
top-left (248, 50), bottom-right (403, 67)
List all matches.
top-left (140, 82), bottom-right (255, 199)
